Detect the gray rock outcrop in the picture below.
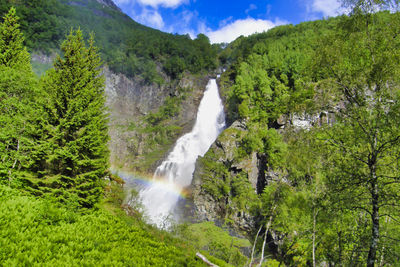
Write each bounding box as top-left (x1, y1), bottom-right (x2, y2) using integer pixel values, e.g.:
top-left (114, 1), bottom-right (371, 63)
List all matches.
top-left (104, 66), bottom-right (210, 172)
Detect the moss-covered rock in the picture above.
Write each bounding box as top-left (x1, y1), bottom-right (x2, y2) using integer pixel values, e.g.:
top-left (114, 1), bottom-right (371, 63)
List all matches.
top-left (191, 120), bottom-right (262, 232)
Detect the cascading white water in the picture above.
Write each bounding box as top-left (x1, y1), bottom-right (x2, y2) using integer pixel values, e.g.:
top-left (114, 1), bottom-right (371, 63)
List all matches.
top-left (139, 79), bottom-right (225, 227)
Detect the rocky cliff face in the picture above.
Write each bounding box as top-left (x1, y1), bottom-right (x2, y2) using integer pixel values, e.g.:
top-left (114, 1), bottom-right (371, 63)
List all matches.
top-left (32, 54), bottom-right (209, 174)
top-left (104, 66), bottom-right (210, 172)
top-left (191, 121), bottom-right (260, 232)
top-left (190, 97), bottom-right (337, 233)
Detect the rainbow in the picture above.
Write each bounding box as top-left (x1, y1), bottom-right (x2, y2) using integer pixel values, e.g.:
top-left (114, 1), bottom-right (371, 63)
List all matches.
top-left (109, 168), bottom-right (190, 199)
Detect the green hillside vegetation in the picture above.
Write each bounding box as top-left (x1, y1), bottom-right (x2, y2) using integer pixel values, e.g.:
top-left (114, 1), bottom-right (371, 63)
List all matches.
top-left (0, 0), bottom-right (222, 174)
top-left (0, 8), bottom-right (227, 266)
top-left (0, 184), bottom-right (203, 266)
top-left (203, 6), bottom-right (400, 266)
top-left (0, 6), bottom-right (110, 207)
top-left (0, 0), bottom-right (220, 82)
top-left (1, 0), bottom-right (400, 266)
top-left (174, 221), bottom-right (251, 266)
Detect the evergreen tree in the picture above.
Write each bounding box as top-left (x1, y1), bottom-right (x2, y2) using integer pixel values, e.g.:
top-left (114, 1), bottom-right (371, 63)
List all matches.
top-left (0, 7), bottom-right (37, 184)
top-left (41, 29), bottom-right (109, 208)
top-left (0, 7), bottom-right (30, 70)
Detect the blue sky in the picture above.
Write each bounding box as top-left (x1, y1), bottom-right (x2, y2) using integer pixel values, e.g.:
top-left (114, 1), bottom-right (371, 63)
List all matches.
top-left (113, 0), bottom-right (343, 43)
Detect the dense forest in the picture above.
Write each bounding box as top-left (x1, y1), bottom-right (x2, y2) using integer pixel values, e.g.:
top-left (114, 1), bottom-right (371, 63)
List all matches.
top-left (0, 7), bottom-right (199, 265)
top-left (0, 5), bottom-right (249, 266)
top-left (0, 0), bottom-right (223, 175)
top-left (0, 0), bottom-right (220, 81)
top-left (1, 0), bottom-right (400, 266)
top-left (198, 2), bottom-right (400, 266)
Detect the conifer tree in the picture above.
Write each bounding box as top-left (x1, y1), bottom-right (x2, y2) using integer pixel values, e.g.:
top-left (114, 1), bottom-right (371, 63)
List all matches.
top-left (0, 7), bottom-right (37, 184)
top-left (42, 29), bottom-right (109, 208)
top-left (0, 7), bottom-right (30, 70)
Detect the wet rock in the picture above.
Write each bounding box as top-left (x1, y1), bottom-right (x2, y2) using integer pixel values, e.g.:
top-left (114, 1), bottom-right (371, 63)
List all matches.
top-left (103, 66), bottom-right (210, 172)
top-left (191, 120), bottom-right (261, 232)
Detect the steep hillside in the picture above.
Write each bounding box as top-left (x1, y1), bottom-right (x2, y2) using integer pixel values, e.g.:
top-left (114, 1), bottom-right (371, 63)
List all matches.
top-left (2, 0), bottom-right (399, 265)
top-left (191, 11), bottom-right (400, 266)
top-left (192, 17), bottom-right (338, 231)
top-left (0, 0), bottom-right (220, 78)
top-left (0, 0), bottom-right (221, 173)
top-left (0, 184), bottom-right (205, 266)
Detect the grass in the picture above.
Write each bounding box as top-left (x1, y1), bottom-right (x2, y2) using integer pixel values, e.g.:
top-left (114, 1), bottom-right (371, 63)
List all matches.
top-left (0, 181), bottom-right (207, 266)
top-left (175, 221), bottom-right (251, 266)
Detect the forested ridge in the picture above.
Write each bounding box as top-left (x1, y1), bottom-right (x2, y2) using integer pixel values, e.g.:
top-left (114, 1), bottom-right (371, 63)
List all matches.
top-left (0, 0), bottom-right (219, 81)
top-left (1, 0), bottom-right (400, 266)
top-left (0, 7), bottom-right (212, 265)
top-left (196, 2), bottom-right (400, 265)
top-left (0, 0), bottom-right (222, 174)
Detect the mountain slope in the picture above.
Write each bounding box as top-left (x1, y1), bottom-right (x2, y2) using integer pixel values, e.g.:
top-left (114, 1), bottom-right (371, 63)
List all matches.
top-left (0, 182), bottom-right (207, 265)
top-left (1, 0), bottom-right (220, 80)
top-left (0, 0), bottom-right (222, 173)
top-left (191, 11), bottom-right (400, 266)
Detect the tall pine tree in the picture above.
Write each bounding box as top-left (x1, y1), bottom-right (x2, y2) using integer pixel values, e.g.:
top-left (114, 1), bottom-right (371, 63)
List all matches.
top-left (0, 7), bottom-right (37, 184)
top-left (0, 7), bottom-right (30, 70)
top-left (41, 29), bottom-right (109, 208)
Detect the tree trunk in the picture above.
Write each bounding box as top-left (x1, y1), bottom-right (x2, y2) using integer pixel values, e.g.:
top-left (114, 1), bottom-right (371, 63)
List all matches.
top-left (258, 205), bottom-right (276, 267)
top-left (379, 217), bottom-right (390, 267)
top-left (196, 252), bottom-right (219, 267)
top-left (367, 175), bottom-right (379, 267)
top-left (312, 207), bottom-right (318, 267)
top-left (249, 225), bottom-right (263, 267)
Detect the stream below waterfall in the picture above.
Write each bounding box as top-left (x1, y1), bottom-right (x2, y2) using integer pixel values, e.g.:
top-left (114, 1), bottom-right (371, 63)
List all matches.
top-left (139, 79), bottom-right (225, 228)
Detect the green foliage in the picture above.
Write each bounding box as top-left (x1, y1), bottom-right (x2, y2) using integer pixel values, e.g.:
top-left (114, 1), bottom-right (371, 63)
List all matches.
top-left (239, 124), bottom-right (287, 168)
top-left (175, 221), bottom-right (250, 266)
top-left (0, 0), bottom-right (219, 80)
top-left (15, 0), bottom-right (66, 52)
top-left (224, 21), bottom-right (330, 124)
top-left (164, 56), bottom-right (186, 79)
top-left (31, 29), bottom-right (110, 208)
top-left (0, 7), bottom-right (30, 69)
top-left (128, 94), bottom-right (185, 171)
top-left (198, 152), bottom-right (231, 200)
top-left (197, 145), bottom-right (261, 223)
top-left (214, 10), bottom-right (400, 267)
top-left (0, 7), bottom-right (39, 185)
top-left (1, 2), bottom-right (400, 266)
top-left (342, 0), bottom-right (400, 14)
top-left (314, 11), bottom-right (400, 265)
top-left (0, 185), bottom-right (201, 266)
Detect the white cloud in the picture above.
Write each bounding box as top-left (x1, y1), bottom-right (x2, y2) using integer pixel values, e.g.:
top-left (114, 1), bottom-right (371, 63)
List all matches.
top-left (311, 0), bottom-right (342, 17)
top-left (218, 16), bottom-right (233, 28)
top-left (112, 1), bottom-right (285, 45)
top-left (206, 18), bottom-right (285, 44)
top-left (136, 9), bottom-right (165, 29)
top-left (161, 10), bottom-right (211, 39)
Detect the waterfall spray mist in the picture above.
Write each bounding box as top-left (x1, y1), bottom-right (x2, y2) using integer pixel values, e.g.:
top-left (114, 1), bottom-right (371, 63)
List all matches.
top-left (139, 79), bottom-right (225, 227)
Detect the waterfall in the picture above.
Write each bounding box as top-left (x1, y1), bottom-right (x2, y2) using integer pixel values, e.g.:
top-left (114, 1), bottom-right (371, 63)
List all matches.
top-left (139, 79), bottom-right (225, 227)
